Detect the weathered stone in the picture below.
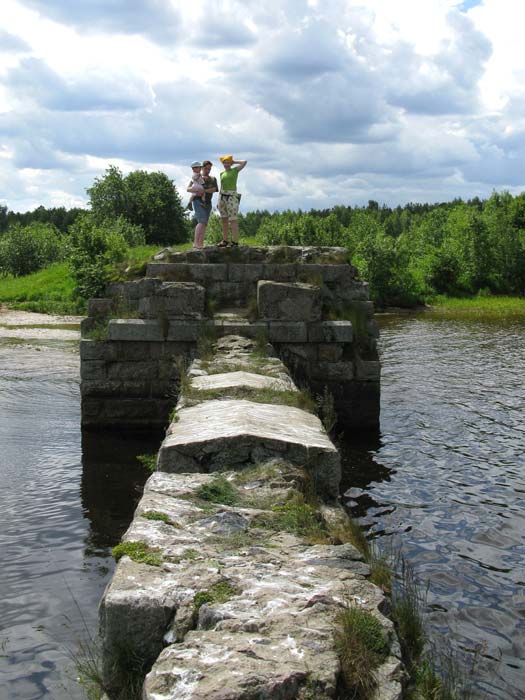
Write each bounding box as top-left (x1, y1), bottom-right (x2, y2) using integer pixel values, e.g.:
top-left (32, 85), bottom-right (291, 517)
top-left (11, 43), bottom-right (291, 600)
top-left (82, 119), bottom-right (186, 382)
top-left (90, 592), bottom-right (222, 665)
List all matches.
top-left (261, 263), bottom-right (297, 281)
top-left (190, 370), bottom-right (296, 393)
top-left (80, 339), bottom-right (117, 361)
top-left (108, 319), bottom-right (165, 341)
top-left (166, 321), bottom-right (201, 342)
top-left (220, 320), bottom-right (268, 339)
top-left (354, 358), bottom-right (381, 381)
top-left (80, 360), bottom-right (107, 380)
top-left (107, 361), bottom-right (158, 381)
top-left (87, 298), bottom-right (113, 317)
top-left (139, 282), bottom-right (205, 319)
top-left (315, 360), bottom-right (354, 381)
top-left (228, 263), bottom-right (264, 283)
top-left (258, 281), bottom-right (322, 321)
top-left (268, 321), bottom-right (307, 343)
top-left (317, 343), bottom-right (344, 362)
top-left (308, 320), bottom-right (353, 343)
top-left (157, 399), bottom-right (341, 498)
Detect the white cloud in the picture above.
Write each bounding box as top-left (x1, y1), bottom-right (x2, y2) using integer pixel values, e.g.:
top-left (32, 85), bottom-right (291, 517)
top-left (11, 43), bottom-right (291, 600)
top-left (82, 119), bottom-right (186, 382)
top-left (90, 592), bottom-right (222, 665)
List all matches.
top-left (0, 0), bottom-right (524, 212)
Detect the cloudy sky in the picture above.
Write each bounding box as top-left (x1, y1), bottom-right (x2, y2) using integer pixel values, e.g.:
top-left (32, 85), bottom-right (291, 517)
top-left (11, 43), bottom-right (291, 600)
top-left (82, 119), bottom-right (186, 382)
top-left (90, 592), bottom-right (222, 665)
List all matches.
top-left (1, 0), bottom-right (524, 213)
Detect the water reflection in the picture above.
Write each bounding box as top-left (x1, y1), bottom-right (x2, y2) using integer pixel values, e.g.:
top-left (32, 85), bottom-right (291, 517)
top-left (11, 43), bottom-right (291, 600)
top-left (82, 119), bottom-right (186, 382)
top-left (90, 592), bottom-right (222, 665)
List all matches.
top-left (0, 335), bottom-right (159, 700)
top-left (341, 312), bottom-right (525, 700)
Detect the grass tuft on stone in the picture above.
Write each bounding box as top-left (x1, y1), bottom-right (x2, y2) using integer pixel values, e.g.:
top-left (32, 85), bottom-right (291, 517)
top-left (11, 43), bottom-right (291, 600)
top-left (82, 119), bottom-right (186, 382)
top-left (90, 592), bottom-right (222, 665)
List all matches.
top-left (111, 541), bottom-right (163, 567)
top-left (193, 579), bottom-right (241, 609)
top-left (194, 475), bottom-right (239, 506)
top-left (141, 510), bottom-right (173, 525)
top-left (334, 605), bottom-right (389, 699)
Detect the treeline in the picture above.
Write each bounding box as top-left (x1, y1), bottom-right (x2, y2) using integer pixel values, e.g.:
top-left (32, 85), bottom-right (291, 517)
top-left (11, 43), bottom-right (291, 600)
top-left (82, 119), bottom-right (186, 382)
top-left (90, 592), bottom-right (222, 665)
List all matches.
top-left (234, 192), bottom-right (525, 306)
top-left (2, 173), bottom-right (525, 307)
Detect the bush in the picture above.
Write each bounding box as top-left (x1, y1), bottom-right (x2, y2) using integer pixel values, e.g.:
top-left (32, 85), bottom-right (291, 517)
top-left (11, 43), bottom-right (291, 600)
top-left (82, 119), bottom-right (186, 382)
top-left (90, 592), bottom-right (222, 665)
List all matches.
top-left (68, 213), bottom-right (128, 300)
top-left (87, 165), bottom-right (188, 245)
top-left (0, 222), bottom-right (66, 277)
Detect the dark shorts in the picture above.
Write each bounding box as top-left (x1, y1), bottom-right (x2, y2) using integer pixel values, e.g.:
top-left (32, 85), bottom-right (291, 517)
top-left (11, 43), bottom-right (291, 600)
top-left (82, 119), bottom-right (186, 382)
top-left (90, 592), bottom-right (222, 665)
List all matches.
top-left (193, 198), bottom-right (211, 224)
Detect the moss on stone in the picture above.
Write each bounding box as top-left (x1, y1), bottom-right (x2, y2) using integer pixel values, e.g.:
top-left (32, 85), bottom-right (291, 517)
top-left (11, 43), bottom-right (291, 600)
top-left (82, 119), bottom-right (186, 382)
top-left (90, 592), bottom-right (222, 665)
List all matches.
top-left (112, 541), bottom-right (163, 567)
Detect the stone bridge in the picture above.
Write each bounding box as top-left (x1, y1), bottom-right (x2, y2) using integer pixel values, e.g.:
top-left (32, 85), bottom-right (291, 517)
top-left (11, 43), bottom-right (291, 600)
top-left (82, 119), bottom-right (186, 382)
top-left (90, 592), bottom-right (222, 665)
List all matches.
top-left (97, 333), bottom-right (400, 700)
top-left (80, 246), bottom-right (380, 432)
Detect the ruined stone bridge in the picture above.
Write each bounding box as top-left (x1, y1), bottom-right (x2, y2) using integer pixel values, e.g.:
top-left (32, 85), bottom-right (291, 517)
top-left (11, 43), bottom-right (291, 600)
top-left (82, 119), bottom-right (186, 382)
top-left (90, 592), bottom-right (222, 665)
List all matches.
top-left (79, 247), bottom-right (399, 699)
top-left (80, 245), bottom-right (380, 433)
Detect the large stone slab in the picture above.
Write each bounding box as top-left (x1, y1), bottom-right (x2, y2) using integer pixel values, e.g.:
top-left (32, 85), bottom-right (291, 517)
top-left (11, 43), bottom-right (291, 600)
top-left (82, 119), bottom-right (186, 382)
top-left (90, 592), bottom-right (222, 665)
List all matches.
top-left (157, 399), bottom-right (341, 498)
top-left (139, 282), bottom-right (205, 319)
top-left (190, 370), bottom-right (296, 393)
top-left (257, 281), bottom-right (322, 321)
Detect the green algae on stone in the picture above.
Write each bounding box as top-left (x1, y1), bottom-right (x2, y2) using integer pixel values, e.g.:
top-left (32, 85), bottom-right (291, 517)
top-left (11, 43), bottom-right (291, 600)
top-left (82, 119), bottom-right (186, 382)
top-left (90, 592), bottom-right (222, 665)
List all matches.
top-left (111, 541), bottom-right (163, 567)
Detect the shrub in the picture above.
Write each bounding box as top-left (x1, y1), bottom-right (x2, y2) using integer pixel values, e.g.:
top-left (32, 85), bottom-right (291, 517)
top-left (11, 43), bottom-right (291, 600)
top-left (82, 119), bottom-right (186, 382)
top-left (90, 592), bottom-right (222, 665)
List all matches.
top-left (68, 213), bottom-right (128, 299)
top-left (0, 222), bottom-right (66, 277)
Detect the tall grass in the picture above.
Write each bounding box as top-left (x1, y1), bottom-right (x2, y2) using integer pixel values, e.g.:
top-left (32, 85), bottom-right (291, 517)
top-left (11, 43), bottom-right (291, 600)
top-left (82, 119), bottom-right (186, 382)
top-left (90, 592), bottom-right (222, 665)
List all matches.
top-left (429, 294), bottom-right (525, 316)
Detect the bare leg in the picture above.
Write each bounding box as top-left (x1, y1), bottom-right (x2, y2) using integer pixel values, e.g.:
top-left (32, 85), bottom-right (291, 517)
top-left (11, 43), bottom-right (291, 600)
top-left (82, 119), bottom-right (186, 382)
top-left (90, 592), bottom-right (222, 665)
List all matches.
top-left (221, 217), bottom-right (229, 243)
top-left (231, 220), bottom-right (239, 243)
top-left (195, 223), bottom-right (206, 248)
top-left (193, 223), bottom-right (200, 248)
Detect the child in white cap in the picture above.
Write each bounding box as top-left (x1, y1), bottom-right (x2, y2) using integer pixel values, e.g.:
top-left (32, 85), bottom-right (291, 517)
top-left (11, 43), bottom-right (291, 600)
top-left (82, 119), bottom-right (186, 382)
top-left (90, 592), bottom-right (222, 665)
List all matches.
top-left (186, 161), bottom-right (206, 211)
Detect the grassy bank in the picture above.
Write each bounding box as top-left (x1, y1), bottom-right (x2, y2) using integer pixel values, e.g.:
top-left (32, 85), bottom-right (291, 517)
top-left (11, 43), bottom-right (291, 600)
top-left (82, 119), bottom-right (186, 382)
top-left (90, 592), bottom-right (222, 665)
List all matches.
top-left (0, 244), bottom-right (171, 315)
top-left (429, 294), bottom-right (525, 316)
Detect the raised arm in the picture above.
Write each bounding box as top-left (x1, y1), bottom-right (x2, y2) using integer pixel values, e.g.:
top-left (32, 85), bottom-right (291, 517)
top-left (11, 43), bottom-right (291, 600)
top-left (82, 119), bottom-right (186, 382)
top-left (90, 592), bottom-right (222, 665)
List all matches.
top-left (233, 159), bottom-right (247, 172)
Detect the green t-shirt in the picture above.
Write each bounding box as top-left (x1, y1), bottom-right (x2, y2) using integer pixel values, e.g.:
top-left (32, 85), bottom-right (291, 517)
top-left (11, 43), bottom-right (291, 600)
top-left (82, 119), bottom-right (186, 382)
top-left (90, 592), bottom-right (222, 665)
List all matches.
top-left (220, 168), bottom-right (239, 191)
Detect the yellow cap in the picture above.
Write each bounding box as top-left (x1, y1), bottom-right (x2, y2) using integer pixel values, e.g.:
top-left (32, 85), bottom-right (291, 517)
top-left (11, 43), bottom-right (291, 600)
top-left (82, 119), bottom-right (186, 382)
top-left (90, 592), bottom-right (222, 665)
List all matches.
top-left (220, 154), bottom-right (233, 163)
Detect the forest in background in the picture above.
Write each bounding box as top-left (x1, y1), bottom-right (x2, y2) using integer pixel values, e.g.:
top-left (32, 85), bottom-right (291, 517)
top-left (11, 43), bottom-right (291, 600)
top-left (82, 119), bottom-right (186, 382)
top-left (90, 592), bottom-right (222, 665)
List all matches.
top-left (1, 166), bottom-right (525, 308)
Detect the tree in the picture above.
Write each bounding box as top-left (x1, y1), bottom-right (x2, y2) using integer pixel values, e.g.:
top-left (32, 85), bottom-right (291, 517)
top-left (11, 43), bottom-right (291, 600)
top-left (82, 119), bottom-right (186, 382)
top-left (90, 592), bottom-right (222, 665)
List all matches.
top-left (0, 222), bottom-right (65, 277)
top-left (87, 166), bottom-right (187, 245)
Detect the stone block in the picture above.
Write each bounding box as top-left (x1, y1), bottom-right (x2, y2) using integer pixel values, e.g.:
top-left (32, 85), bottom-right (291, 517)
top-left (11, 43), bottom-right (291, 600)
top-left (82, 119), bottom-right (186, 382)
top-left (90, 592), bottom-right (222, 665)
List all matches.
top-left (157, 399), bottom-right (341, 498)
top-left (80, 340), bottom-right (117, 361)
top-left (318, 344), bottom-right (344, 363)
top-left (87, 298), bottom-right (113, 317)
top-left (277, 343), bottom-right (317, 361)
top-left (166, 321), bottom-right (201, 342)
top-left (220, 320), bottom-right (268, 339)
top-left (107, 361), bottom-right (158, 381)
top-left (187, 263), bottom-right (228, 283)
top-left (114, 341), bottom-right (164, 361)
top-left (258, 281), bottom-right (322, 322)
top-left (308, 321), bottom-right (353, 343)
top-left (315, 361), bottom-right (354, 381)
top-left (336, 281), bottom-right (370, 302)
top-left (139, 282), bottom-right (205, 319)
top-left (261, 263), bottom-right (297, 281)
top-left (228, 263), bottom-right (264, 283)
top-left (268, 322), bottom-right (307, 343)
top-left (80, 360), bottom-right (107, 380)
top-left (367, 319), bottom-right (380, 338)
top-left (354, 358), bottom-right (381, 381)
top-left (297, 263), bottom-right (350, 285)
top-left (108, 319), bottom-right (165, 341)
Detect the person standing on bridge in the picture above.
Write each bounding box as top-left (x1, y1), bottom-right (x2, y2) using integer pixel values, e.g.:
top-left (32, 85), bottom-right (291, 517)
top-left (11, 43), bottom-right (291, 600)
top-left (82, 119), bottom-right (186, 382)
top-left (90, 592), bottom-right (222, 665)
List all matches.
top-left (187, 159), bottom-right (218, 250)
top-left (217, 155), bottom-right (247, 248)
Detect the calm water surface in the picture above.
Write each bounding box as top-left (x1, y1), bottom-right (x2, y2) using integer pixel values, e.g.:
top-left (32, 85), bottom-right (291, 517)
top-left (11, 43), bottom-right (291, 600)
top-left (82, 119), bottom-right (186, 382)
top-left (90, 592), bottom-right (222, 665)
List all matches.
top-left (0, 327), bottom-right (160, 700)
top-left (342, 312), bottom-right (525, 700)
top-left (0, 313), bottom-right (524, 699)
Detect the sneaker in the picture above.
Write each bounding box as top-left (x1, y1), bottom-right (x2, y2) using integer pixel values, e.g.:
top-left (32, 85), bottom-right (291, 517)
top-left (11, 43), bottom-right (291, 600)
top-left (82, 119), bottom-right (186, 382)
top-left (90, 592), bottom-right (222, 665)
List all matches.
top-left (217, 240), bottom-right (228, 248)
top-left (230, 241), bottom-right (239, 247)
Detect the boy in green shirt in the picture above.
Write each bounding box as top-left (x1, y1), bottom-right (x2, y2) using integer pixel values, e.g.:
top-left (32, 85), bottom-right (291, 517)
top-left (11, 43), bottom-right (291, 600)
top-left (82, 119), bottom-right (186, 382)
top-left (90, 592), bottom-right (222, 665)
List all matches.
top-left (217, 154), bottom-right (247, 247)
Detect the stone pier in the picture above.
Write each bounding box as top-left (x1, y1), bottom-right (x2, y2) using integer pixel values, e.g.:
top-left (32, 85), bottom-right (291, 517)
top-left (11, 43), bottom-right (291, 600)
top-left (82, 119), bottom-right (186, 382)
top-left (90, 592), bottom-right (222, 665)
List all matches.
top-left (98, 335), bottom-right (401, 700)
top-left (80, 246), bottom-right (380, 433)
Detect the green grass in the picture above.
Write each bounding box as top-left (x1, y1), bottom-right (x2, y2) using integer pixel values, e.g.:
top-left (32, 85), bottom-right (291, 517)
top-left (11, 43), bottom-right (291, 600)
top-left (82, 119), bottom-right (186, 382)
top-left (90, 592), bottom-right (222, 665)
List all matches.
top-left (193, 579), bottom-right (241, 609)
top-left (334, 605), bottom-right (389, 698)
top-left (0, 243), bottom-right (183, 315)
top-left (194, 475), bottom-right (239, 506)
top-left (0, 262), bottom-right (80, 314)
top-left (136, 453), bottom-right (157, 473)
top-left (429, 294), bottom-right (525, 316)
top-left (111, 540), bottom-right (163, 567)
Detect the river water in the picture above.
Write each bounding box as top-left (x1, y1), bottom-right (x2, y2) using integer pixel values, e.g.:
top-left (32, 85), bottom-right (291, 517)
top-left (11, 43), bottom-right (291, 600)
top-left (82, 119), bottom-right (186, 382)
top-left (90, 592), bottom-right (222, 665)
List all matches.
top-left (0, 310), bottom-right (523, 699)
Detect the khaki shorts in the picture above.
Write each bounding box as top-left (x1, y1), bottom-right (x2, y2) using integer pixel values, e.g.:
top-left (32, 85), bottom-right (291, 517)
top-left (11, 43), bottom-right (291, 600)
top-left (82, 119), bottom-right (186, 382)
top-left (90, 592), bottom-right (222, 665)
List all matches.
top-left (218, 190), bottom-right (241, 221)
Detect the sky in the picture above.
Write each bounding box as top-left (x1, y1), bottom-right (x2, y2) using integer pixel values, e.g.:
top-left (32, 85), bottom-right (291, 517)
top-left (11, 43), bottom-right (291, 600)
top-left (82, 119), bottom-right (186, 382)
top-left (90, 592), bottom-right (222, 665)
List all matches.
top-left (1, 0), bottom-right (525, 213)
